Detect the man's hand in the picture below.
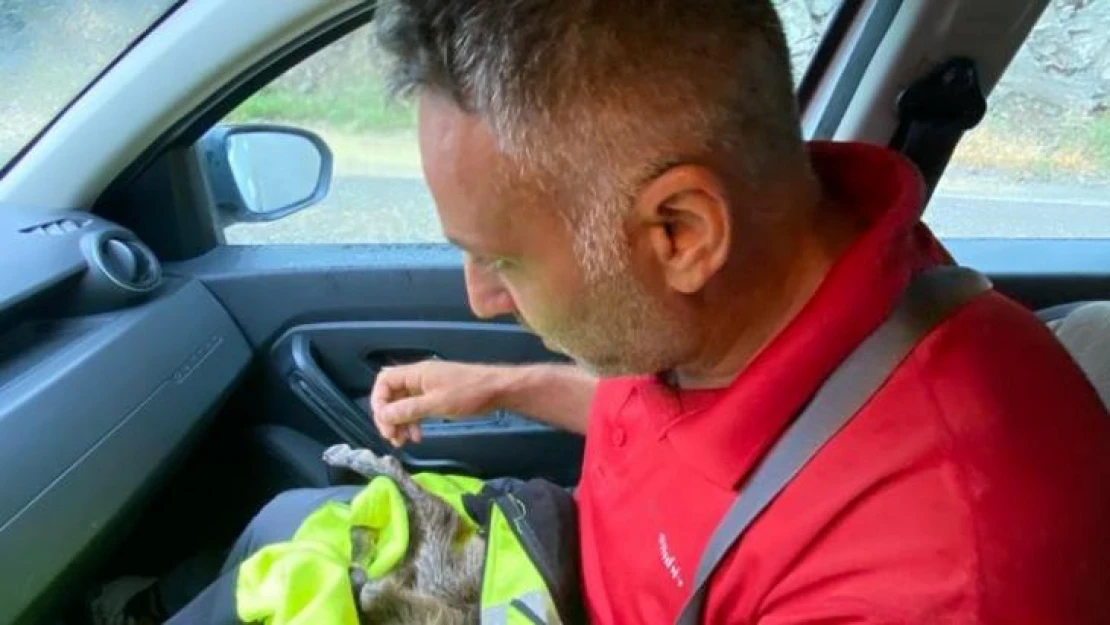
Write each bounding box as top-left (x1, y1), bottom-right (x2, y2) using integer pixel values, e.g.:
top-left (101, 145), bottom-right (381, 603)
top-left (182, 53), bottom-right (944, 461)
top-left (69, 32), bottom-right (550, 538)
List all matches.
top-left (370, 360), bottom-right (508, 446)
top-left (370, 361), bottom-right (597, 446)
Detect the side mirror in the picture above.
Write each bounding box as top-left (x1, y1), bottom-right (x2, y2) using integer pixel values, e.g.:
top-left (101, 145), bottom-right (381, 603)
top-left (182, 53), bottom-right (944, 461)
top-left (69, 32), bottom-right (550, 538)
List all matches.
top-left (199, 124), bottom-right (333, 224)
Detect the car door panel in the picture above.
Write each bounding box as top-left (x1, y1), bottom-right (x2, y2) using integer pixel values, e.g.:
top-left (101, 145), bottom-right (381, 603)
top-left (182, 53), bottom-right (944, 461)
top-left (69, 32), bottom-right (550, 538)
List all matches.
top-left (272, 320), bottom-right (581, 483)
top-left (172, 246), bottom-right (585, 486)
top-left (169, 246), bottom-right (473, 348)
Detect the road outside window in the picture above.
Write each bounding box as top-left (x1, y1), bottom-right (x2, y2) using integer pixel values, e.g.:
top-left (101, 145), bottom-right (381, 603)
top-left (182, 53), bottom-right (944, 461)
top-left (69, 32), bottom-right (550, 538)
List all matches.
top-left (928, 1), bottom-right (1110, 238)
top-left (220, 1), bottom-right (842, 245)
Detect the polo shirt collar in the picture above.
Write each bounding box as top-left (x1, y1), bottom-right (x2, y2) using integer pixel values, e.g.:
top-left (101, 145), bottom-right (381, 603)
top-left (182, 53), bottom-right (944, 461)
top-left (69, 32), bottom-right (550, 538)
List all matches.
top-left (636, 141), bottom-right (949, 491)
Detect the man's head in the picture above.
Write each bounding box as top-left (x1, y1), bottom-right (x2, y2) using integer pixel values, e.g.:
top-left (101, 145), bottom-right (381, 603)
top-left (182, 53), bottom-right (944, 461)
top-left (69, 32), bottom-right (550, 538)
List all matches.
top-left (375, 0), bottom-right (824, 378)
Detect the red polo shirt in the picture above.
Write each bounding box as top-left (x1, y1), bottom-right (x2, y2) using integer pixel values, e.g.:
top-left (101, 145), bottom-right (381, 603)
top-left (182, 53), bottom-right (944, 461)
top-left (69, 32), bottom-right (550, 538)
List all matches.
top-left (575, 141), bottom-right (1110, 624)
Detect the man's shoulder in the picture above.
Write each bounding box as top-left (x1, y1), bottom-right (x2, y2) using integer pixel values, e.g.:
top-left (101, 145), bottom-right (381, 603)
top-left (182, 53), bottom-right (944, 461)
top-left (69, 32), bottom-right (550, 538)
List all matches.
top-left (764, 288), bottom-right (1110, 621)
top-left (915, 289), bottom-right (1073, 367)
top-left (866, 288), bottom-right (1110, 504)
top-left (710, 283), bottom-right (1110, 620)
top-left (687, 290), bottom-right (1110, 623)
top-left (905, 289), bottom-right (1106, 424)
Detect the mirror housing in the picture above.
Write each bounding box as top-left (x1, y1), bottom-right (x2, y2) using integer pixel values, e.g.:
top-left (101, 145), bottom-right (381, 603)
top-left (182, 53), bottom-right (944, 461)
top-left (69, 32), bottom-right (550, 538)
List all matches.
top-left (199, 124), bottom-right (333, 224)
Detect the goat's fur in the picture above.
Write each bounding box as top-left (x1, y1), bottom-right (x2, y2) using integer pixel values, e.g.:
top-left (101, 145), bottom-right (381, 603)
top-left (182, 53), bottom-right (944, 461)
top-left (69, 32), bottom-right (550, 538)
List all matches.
top-left (322, 444), bottom-right (485, 624)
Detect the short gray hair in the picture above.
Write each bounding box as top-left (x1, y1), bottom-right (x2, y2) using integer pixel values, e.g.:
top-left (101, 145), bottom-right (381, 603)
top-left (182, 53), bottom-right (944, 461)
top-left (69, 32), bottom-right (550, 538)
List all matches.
top-left (374, 0), bottom-right (808, 274)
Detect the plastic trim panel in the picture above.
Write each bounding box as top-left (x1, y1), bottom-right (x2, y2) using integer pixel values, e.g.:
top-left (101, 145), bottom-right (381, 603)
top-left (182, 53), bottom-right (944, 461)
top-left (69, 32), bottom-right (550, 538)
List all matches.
top-left (0, 279), bottom-right (250, 624)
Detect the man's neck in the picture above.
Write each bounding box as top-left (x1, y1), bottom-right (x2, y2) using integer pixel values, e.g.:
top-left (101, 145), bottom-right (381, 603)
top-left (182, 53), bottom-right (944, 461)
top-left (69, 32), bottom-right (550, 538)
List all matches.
top-left (671, 199), bottom-right (862, 390)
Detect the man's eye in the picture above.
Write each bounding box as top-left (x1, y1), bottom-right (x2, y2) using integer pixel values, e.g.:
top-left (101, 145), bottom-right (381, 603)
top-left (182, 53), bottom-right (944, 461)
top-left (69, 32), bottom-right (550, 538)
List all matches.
top-left (470, 254), bottom-right (511, 271)
top-left (484, 257), bottom-right (512, 272)
top-left (465, 252), bottom-right (515, 273)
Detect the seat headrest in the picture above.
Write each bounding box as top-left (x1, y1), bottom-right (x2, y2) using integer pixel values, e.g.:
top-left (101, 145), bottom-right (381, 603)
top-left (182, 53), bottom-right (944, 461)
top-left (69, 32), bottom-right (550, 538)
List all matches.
top-left (1051, 302), bottom-right (1110, 409)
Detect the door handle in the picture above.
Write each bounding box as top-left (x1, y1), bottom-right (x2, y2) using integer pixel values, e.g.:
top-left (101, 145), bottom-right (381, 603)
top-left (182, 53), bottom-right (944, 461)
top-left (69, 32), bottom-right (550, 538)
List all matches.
top-left (363, 347), bottom-right (440, 372)
top-left (282, 334), bottom-right (479, 475)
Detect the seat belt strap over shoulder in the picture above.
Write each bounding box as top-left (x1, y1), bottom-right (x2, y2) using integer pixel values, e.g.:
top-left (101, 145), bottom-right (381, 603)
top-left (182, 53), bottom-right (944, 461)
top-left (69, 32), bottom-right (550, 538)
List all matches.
top-left (673, 266), bottom-right (992, 625)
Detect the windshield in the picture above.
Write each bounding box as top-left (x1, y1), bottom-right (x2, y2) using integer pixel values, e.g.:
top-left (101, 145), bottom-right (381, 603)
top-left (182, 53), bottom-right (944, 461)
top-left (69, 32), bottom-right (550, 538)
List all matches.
top-left (0, 0), bottom-right (181, 172)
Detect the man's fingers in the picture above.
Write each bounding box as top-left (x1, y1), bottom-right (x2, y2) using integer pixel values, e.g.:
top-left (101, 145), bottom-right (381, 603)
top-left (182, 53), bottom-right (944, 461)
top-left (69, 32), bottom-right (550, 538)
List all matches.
top-left (369, 367), bottom-right (401, 415)
top-left (382, 422), bottom-right (408, 448)
top-left (373, 412), bottom-right (400, 444)
top-left (370, 364), bottom-right (441, 447)
top-left (369, 364), bottom-right (428, 414)
top-left (375, 391), bottom-right (445, 427)
top-left (375, 410), bottom-right (417, 447)
top-left (389, 431), bottom-right (408, 447)
top-left (367, 361), bottom-right (462, 448)
top-left (380, 424), bottom-right (419, 448)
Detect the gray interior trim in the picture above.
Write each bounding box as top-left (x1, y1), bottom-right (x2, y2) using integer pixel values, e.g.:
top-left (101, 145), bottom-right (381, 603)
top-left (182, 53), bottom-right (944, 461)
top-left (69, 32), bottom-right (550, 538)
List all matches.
top-left (812, 0), bottom-right (904, 140)
top-left (0, 279), bottom-right (250, 624)
top-left (0, 0), bottom-right (364, 211)
top-left (168, 245), bottom-right (469, 347)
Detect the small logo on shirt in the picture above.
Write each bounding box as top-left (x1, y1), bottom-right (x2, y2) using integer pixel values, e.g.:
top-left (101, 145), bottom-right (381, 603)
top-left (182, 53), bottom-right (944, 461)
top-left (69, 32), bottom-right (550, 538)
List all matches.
top-left (658, 532), bottom-right (685, 588)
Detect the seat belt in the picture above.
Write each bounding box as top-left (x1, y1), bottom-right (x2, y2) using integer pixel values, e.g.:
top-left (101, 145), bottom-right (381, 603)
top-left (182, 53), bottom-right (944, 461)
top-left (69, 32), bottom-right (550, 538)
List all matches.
top-left (888, 57), bottom-right (987, 201)
top-left (673, 266), bottom-right (992, 625)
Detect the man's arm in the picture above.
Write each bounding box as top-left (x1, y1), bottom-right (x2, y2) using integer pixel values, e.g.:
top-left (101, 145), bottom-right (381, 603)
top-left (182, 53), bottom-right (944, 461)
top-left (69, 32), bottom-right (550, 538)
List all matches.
top-left (497, 363), bottom-right (597, 434)
top-left (370, 361), bottom-right (596, 446)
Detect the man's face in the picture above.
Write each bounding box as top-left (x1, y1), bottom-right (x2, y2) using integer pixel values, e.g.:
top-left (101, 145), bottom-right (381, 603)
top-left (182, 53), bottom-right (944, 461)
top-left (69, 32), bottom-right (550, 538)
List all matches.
top-left (416, 93), bottom-right (694, 376)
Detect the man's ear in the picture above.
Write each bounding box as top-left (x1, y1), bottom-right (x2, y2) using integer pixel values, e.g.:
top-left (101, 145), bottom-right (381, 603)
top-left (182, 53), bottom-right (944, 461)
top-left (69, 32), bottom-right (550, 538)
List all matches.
top-left (633, 165), bottom-right (731, 294)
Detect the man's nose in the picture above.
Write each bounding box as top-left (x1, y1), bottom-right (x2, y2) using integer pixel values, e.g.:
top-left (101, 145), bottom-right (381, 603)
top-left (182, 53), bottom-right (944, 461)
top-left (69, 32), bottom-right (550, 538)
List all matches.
top-left (463, 259), bottom-right (516, 320)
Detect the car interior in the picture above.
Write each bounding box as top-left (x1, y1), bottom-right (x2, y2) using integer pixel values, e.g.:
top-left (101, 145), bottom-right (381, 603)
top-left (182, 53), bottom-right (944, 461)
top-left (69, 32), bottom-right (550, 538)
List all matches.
top-left (1, 0), bottom-right (1108, 623)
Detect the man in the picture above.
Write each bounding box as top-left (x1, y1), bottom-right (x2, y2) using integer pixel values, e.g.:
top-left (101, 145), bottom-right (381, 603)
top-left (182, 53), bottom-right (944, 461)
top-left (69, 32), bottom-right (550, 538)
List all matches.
top-left (166, 0), bottom-right (1110, 622)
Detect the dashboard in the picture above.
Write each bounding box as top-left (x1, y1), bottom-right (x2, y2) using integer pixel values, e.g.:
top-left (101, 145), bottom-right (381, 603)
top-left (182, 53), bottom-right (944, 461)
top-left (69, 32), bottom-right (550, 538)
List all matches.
top-left (0, 208), bottom-right (250, 623)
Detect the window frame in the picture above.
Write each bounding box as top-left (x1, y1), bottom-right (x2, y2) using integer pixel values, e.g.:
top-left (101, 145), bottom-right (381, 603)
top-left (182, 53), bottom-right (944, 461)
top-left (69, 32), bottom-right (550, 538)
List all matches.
top-left (98, 1), bottom-right (873, 260)
top-left (796, 0), bottom-right (866, 110)
top-left (0, 0), bottom-right (188, 179)
top-left (94, 5), bottom-right (375, 259)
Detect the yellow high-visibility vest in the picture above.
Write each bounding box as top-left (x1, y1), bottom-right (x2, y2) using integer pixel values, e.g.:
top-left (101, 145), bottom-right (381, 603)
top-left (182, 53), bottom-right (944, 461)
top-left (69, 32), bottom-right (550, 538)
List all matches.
top-left (235, 472), bottom-right (582, 624)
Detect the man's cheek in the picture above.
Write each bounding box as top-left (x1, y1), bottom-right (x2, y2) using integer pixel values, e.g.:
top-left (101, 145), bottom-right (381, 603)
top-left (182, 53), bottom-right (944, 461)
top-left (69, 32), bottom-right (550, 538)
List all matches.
top-left (514, 306), bottom-right (561, 348)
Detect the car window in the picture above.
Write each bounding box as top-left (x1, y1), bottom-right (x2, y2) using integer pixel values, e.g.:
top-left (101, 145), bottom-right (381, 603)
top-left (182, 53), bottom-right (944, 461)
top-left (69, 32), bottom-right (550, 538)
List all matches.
top-left (221, 1), bottom-right (844, 245)
top-left (927, 1), bottom-right (1110, 239)
top-left (0, 0), bottom-right (180, 173)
